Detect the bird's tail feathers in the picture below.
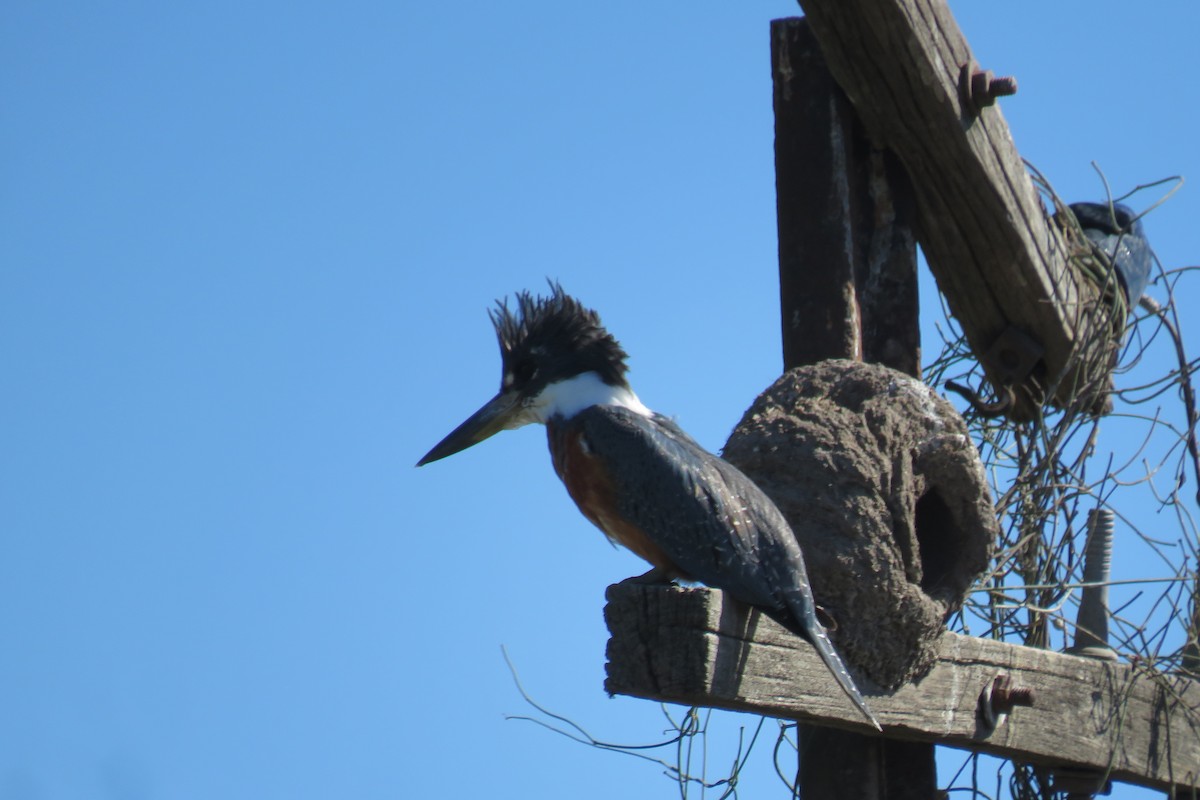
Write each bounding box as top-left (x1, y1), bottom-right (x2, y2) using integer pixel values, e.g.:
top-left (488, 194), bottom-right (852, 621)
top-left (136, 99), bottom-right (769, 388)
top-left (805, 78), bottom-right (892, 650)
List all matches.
top-left (772, 590), bottom-right (881, 731)
top-left (807, 623), bottom-right (882, 732)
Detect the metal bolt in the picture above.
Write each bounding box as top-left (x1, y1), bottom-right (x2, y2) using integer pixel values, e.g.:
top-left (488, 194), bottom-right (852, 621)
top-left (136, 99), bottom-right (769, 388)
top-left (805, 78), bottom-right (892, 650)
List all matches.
top-left (977, 673), bottom-right (1034, 734)
top-left (959, 60), bottom-right (1019, 116)
top-left (989, 675), bottom-right (1035, 714)
top-left (988, 75), bottom-right (1019, 98)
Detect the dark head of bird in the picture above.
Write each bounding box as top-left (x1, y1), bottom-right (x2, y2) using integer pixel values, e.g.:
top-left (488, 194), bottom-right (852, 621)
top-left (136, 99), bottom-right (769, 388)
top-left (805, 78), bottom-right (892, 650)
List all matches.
top-left (417, 283), bottom-right (641, 466)
top-left (1067, 201), bottom-right (1142, 238)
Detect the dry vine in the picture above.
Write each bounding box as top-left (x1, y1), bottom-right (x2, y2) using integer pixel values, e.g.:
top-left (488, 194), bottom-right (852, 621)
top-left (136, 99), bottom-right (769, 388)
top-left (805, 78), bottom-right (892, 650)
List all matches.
top-left (930, 169), bottom-right (1199, 798)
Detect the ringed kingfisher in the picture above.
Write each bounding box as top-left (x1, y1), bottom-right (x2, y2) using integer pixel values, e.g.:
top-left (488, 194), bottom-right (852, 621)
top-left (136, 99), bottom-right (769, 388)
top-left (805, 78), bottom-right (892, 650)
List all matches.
top-left (417, 284), bottom-right (880, 730)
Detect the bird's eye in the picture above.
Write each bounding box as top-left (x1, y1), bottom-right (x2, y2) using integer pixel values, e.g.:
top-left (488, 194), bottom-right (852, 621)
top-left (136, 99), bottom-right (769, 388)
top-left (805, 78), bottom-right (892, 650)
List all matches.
top-left (514, 359), bottom-right (537, 384)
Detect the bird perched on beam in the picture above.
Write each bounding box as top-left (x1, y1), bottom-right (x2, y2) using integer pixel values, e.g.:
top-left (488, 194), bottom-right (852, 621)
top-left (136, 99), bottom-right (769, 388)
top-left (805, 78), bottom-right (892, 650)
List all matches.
top-left (1064, 201), bottom-right (1153, 308)
top-left (417, 284), bottom-right (880, 730)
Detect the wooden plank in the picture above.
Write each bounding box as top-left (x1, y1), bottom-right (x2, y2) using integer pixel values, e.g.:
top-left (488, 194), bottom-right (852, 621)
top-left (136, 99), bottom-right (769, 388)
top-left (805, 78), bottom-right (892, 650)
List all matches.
top-left (788, 1), bottom-right (1116, 415)
top-left (604, 582), bottom-right (1200, 794)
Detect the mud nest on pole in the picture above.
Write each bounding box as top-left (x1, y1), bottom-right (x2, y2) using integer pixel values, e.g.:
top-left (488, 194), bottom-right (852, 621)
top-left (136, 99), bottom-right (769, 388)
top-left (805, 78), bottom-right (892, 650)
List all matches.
top-left (722, 360), bottom-right (997, 689)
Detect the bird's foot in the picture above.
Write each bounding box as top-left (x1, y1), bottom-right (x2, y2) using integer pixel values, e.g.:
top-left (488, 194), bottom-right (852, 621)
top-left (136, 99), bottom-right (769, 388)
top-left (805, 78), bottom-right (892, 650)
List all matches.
top-left (619, 566), bottom-right (674, 586)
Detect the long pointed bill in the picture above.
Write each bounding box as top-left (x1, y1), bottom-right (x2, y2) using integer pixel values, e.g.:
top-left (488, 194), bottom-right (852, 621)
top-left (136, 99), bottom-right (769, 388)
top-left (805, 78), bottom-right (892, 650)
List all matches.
top-left (416, 390), bottom-right (524, 466)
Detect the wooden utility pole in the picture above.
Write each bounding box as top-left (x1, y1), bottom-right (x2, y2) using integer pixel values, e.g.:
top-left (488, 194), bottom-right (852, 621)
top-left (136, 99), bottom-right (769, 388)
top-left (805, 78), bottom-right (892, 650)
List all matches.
top-left (772, 17), bottom-right (930, 800)
top-left (774, 19), bottom-right (918, 380)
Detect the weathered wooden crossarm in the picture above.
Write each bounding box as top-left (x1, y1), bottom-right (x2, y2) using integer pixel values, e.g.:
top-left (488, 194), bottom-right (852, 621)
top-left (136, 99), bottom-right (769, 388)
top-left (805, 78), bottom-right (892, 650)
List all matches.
top-left (785, 2), bottom-right (1117, 415)
top-left (604, 582), bottom-right (1200, 794)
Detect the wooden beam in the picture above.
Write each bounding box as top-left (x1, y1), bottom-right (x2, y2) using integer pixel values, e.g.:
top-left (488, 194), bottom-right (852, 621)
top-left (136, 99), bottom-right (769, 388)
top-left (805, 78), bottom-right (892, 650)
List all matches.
top-left (789, 1), bottom-right (1116, 416)
top-left (604, 582), bottom-right (1200, 795)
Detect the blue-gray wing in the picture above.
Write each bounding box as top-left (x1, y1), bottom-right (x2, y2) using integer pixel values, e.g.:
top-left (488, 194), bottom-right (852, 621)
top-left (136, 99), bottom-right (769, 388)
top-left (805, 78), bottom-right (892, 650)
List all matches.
top-left (571, 405), bottom-right (807, 615)
top-left (569, 405), bottom-right (880, 729)
top-left (1067, 202), bottom-right (1153, 306)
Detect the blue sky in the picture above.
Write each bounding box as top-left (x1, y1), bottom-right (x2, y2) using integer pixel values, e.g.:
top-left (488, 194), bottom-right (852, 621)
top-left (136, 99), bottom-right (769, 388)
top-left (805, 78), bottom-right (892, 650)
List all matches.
top-left (2, 2), bottom-right (1196, 798)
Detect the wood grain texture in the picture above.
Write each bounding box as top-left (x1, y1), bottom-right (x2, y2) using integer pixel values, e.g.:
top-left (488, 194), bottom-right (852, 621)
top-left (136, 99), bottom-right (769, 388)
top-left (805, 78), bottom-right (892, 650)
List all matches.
top-left (604, 582), bottom-right (1200, 794)
top-left (789, 1), bottom-right (1116, 415)
top-left (772, 18), bottom-right (919, 379)
top-left (771, 21), bottom-right (928, 796)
